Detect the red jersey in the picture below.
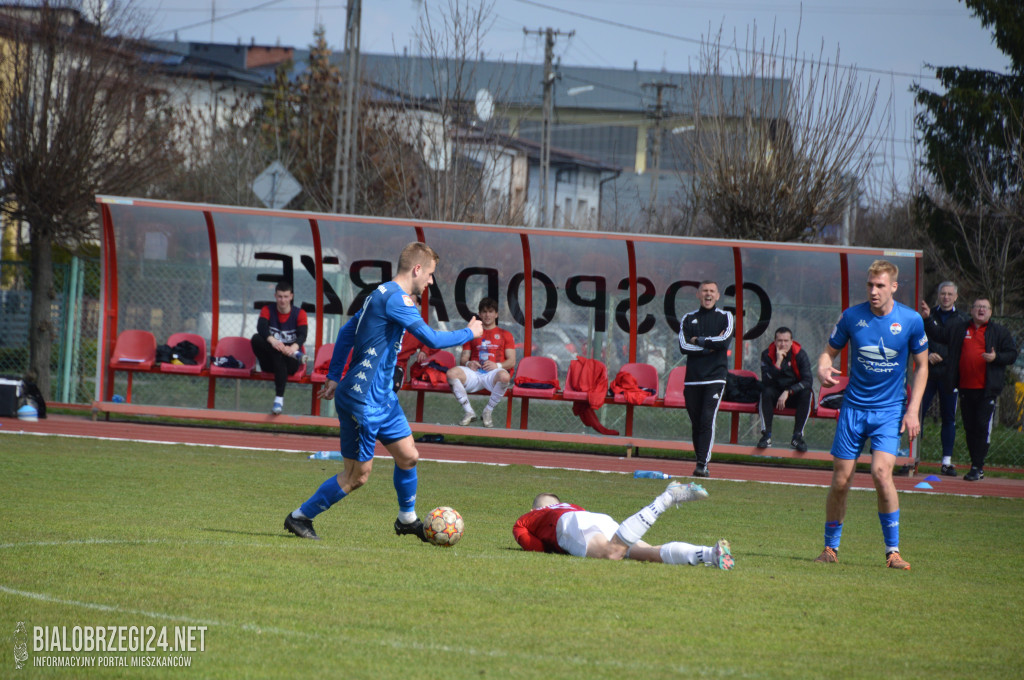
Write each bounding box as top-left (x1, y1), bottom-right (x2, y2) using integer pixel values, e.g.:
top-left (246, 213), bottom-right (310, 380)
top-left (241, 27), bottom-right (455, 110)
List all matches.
top-left (464, 326), bottom-right (515, 366)
top-left (512, 503), bottom-right (585, 553)
top-left (959, 323), bottom-right (988, 389)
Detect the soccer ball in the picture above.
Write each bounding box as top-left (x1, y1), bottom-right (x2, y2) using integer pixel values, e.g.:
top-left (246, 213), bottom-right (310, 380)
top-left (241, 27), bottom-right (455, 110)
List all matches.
top-left (423, 506), bottom-right (464, 547)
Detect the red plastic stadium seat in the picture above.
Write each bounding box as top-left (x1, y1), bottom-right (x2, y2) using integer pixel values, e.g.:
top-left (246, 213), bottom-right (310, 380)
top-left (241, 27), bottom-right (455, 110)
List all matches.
top-left (562, 358), bottom-right (608, 402)
top-left (108, 330), bottom-right (157, 403)
top-left (110, 330), bottom-right (157, 371)
top-left (309, 343), bottom-right (336, 385)
top-left (663, 366), bottom-right (687, 408)
top-left (159, 332), bottom-right (207, 375)
top-left (816, 376), bottom-right (850, 419)
top-left (612, 362), bottom-right (659, 405)
top-left (209, 336), bottom-right (257, 378)
top-left (511, 356), bottom-right (560, 399)
top-left (408, 350), bottom-right (456, 392)
top-left (719, 369), bottom-right (759, 414)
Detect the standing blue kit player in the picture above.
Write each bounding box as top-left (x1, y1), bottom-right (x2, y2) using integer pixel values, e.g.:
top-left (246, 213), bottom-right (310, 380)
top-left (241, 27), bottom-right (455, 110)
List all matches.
top-left (814, 260), bottom-right (928, 570)
top-left (284, 242), bottom-right (483, 540)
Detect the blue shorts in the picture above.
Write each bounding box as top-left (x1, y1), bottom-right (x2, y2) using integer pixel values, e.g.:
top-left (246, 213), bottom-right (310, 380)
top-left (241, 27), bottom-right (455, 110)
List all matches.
top-left (830, 404), bottom-right (904, 459)
top-left (337, 393), bottom-right (412, 462)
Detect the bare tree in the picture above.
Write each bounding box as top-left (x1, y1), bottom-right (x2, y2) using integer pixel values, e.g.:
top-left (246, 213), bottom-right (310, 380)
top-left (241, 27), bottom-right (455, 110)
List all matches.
top-left (913, 120), bottom-right (1024, 314)
top-left (0, 1), bottom-right (181, 399)
top-left (359, 0), bottom-right (518, 224)
top-left (678, 24), bottom-right (887, 242)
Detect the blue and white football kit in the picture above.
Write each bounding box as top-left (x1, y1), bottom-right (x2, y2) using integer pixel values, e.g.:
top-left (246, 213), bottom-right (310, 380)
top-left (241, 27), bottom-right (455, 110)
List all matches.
top-left (297, 281), bottom-right (472, 522)
top-left (827, 301), bottom-right (928, 459)
top-left (822, 300), bottom-right (927, 558)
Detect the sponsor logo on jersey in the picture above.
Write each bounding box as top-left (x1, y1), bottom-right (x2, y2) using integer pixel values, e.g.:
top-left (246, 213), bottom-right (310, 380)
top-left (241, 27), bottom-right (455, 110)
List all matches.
top-left (402, 295), bottom-right (415, 306)
top-left (890, 322), bottom-right (902, 335)
top-left (856, 320), bottom-right (869, 328)
top-left (918, 336), bottom-right (927, 347)
top-left (856, 337), bottom-right (901, 372)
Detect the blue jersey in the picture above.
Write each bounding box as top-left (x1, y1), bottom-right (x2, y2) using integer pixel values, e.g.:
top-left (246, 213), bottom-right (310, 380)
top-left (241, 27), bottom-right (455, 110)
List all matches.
top-left (326, 281), bottom-right (473, 411)
top-left (828, 301), bottom-right (928, 410)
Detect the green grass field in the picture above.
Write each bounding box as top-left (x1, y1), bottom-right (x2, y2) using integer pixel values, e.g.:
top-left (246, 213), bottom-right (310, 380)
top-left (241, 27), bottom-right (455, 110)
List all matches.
top-left (2, 432), bottom-right (1022, 679)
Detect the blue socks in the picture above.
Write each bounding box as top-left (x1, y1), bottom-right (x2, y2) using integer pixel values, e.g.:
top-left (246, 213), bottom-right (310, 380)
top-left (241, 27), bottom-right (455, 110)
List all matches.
top-left (299, 476), bottom-right (347, 519)
top-left (879, 510), bottom-right (900, 552)
top-left (393, 465), bottom-right (418, 514)
top-left (824, 521), bottom-right (843, 550)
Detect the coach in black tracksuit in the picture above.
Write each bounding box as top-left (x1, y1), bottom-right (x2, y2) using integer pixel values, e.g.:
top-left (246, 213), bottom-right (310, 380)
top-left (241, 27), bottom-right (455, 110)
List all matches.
top-left (920, 296), bottom-right (1019, 481)
top-left (678, 281), bottom-right (734, 478)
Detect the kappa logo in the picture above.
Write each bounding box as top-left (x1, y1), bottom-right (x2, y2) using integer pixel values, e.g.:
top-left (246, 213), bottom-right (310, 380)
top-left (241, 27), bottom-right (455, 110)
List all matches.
top-left (856, 320), bottom-right (869, 328)
top-left (350, 384), bottom-right (363, 393)
top-left (885, 520), bottom-right (899, 529)
top-left (366, 347), bottom-right (378, 356)
top-left (355, 371), bottom-right (367, 381)
top-left (360, 359), bottom-right (373, 368)
top-left (890, 322), bottom-right (902, 335)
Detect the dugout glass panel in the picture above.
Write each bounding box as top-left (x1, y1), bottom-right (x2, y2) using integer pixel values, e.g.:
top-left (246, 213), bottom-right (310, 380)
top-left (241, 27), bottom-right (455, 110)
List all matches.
top-left (107, 204), bottom-right (212, 345)
top-left (739, 248), bottom-right (843, 371)
top-left (524, 234), bottom-right (631, 379)
top-left (632, 241), bottom-right (735, 374)
top-left (416, 226), bottom-right (526, 353)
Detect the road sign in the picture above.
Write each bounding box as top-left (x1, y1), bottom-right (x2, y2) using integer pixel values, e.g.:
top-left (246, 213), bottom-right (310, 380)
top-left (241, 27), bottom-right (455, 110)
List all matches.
top-left (252, 161), bottom-right (301, 209)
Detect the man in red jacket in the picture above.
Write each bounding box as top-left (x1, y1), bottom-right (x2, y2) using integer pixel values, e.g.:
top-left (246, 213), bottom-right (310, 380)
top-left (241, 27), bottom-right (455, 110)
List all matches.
top-left (512, 482), bottom-right (733, 569)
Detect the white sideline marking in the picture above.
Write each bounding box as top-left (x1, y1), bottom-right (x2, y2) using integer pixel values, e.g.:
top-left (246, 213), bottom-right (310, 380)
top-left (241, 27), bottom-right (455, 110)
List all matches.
top-left (1, 430), bottom-right (989, 498)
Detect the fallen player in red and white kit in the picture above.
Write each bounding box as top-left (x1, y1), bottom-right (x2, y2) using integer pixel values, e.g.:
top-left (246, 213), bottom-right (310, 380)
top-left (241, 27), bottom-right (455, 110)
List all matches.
top-left (512, 482), bottom-right (734, 569)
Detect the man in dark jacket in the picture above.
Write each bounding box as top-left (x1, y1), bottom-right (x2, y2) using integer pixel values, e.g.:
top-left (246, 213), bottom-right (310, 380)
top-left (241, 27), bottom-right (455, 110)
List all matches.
top-left (920, 297), bottom-right (1019, 481)
top-left (757, 327), bottom-right (813, 453)
top-left (678, 280), bottom-right (734, 478)
top-left (919, 282), bottom-right (969, 475)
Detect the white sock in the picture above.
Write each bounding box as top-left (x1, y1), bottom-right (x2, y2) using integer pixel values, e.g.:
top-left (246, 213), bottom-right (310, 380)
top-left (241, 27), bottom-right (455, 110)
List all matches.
top-left (291, 509), bottom-right (307, 519)
top-left (451, 380), bottom-right (473, 413)
top-left (487, 382), bottom-right (508, 411)
top-left (660, 542), bottom-right (704, 566)
top-left (397, 510), bottom-right (417, 524)
top-left (942, 456), bottom-right (952, 466)
top-left (615, 496), bottom-right (669, 545)
top-left (274, 396), bottom-right (284, 406)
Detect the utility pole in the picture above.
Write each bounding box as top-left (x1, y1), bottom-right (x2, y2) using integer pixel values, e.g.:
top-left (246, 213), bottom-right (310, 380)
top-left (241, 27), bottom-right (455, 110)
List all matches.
top-left (524, 27), bottom-right (573, 228)
top-left (332, 0), bottom-right (361, 214)
top-left (641, 81), bottom-right (677, 231)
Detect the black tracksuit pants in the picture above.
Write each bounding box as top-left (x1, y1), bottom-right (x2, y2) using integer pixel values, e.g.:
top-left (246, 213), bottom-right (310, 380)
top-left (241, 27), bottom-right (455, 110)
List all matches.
top-left (958, 389), bottom-right (997, 470)
top-left (684, 382), bottom-right (724, 466)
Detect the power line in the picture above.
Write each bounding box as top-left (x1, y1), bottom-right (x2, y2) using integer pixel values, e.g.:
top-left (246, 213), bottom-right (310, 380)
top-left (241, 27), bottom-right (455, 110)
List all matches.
top-left (509, 0), bottom-right (946, 82)
top-left (151, 0), bottom-right (291, 38)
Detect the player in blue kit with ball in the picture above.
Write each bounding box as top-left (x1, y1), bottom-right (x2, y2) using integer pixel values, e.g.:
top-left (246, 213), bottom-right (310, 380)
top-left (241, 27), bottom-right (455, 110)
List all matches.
top-left (284, 242), bottom-right (482, 540)
top-left (815, 260), bottom-right (928, 570)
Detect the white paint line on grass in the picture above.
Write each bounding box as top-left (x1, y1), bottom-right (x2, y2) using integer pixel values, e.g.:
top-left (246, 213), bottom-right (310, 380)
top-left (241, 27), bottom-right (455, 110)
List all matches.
top-left (1, 431), bottom-right (989, 498)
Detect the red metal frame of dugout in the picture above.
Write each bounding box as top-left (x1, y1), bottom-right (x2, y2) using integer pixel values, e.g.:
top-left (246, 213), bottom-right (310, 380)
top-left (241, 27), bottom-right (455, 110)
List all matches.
top-left (94, 195), bottom-right (923, 457)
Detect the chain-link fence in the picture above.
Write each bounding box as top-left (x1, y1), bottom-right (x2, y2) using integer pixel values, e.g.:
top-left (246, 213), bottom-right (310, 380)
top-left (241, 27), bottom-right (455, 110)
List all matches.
top-left (0, 258), bottom-right (102, 403)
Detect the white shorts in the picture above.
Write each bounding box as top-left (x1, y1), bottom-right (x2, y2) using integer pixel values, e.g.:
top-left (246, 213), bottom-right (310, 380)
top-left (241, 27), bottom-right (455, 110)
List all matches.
top-left (556, 511), bottom-right (620, 557)
top-left (460, 368), bottom-right (507, 394)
